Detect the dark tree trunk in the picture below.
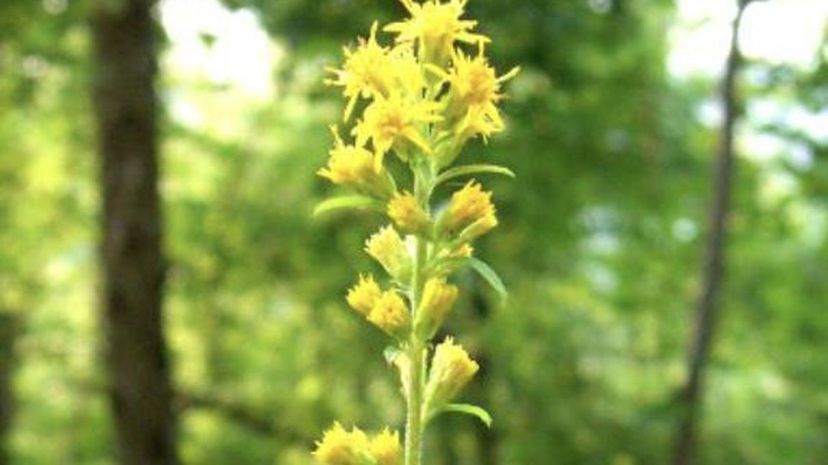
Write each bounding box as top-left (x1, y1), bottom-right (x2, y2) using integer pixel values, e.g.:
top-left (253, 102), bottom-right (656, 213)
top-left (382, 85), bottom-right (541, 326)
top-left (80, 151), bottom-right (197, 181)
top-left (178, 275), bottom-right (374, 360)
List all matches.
top-left (90, 1), bottom-right (178, 464)
top-left (672, 3), bottom-right (750, 465)
top-left (0, 313), bottom-right (18, 465)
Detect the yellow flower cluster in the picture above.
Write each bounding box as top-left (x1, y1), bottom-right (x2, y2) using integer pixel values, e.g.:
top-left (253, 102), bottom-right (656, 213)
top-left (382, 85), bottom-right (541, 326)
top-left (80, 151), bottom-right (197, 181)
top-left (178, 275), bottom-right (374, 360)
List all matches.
top-left (322, 0), bottom-right (518, 174)
top-left (314, 1), bottom-right (516, 463)
top-left (314, 423), bottom-right (402, 465)
top-left (347, 275), bottom-right (410, 337)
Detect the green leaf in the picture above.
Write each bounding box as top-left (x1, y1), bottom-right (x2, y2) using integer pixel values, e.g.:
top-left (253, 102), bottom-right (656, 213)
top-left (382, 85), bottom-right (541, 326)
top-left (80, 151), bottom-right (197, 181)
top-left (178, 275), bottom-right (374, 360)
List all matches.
top-left (443, 403), bottom-right (493, 427)
top-left (312, 195), bottom-right (379, 217)
top-left (434, 164), bottom-right (515, 187)
top-left (468, 257), bottom-right (508, 302)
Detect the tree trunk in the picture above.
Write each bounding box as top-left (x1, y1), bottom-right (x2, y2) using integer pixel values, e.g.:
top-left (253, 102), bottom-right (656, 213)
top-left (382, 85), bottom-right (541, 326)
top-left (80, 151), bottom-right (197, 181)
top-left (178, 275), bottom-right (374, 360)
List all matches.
top-left (0, 313), bottom-right (18, 465)
top-left (672, 2), bottom-right (749, 464)
top-left (90, 1), bottom-right (178, 464)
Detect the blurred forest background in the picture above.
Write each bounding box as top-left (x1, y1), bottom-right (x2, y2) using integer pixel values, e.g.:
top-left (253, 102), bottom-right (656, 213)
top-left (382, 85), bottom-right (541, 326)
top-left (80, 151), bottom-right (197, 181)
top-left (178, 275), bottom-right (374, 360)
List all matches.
top-left (1, 0), bottom-right (827, 464)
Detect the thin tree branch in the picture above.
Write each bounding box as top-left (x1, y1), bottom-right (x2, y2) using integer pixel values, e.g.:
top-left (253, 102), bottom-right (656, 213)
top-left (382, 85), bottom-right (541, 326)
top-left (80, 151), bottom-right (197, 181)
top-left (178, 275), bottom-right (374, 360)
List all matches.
top-left (672, 2), bottom-right (753, 464)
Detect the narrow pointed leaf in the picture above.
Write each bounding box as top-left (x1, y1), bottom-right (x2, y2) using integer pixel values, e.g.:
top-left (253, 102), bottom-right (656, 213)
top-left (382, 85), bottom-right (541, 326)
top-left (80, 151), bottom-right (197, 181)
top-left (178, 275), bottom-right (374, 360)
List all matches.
top-left (434, 164), bottom-right (515, 187)
top-left (443, 403), bottom-right (493, 427)
top-left (312, 195), bottom-right (380, 217)
top-left (469, 257), bottom-right (507, 302)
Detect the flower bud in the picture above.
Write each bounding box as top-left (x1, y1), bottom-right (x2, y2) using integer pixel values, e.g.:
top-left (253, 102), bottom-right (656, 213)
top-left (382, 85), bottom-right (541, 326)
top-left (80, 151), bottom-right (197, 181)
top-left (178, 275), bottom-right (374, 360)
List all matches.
top-left (414, 277), bottom-right (458, 339)
top-left (313, 422), bottom-right (370, 465)
top-left (368, 290), bottom-right (410, 337)
top-left (346, 274), bottom-right (382, 316)
top-left (439, 180), bottom-right (497, 240)
top-left (387, 192), bottom-right (430, 235)
top-left (365, 226), bottom-right (411, 279)
top-left (424, 338), bottom-right (479, 413)
top-left (370, 429), bottom-right (402, 465)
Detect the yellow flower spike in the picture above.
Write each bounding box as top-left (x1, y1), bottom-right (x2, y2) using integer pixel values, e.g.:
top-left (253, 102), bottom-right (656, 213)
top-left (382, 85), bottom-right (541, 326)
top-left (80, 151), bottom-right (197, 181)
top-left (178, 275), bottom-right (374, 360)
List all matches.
top-left (385, 0), bottom-right (490, 65)
top-left (365, 225), bottom-right (411, 279)
top-left (440, 180), bottom-right (497, 239)
top-left (313, 422), bottom-right (371, 465)
top-left (314, 2), bottom-right (516, 462)
top-left (424, 337), bottom-right (479, 412)
top-left (414, 277), bottom-right (459, 338)
top-left (353, 93), bottom-right (442, 170)
top-left (368, 290), bottom-right (410, 336)
top-left (370, 429), bottom-right (403, 465)
top-left (387, 191), bottom-right (431, 235)
top-left (318, 126), bottom-right (395, 198)
top-left (346, 274), bottom-right (382, 317)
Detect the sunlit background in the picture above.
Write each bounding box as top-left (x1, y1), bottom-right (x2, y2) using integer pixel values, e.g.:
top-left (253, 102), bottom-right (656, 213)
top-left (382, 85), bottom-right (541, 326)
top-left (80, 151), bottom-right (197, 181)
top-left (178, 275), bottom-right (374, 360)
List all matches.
top-left (1, 0), bottom-right (826, 464)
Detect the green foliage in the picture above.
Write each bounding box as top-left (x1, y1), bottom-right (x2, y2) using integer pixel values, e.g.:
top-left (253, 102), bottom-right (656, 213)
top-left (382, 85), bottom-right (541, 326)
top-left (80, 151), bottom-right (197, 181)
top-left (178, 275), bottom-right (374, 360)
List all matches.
top-left (0, 0), bottom-right (825, 464)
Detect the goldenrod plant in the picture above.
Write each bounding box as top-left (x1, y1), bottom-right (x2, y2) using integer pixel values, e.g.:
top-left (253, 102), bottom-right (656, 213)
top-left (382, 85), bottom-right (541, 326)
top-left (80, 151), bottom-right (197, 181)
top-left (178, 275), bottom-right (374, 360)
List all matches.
top-left (313, 1), bottom-right (518, 464)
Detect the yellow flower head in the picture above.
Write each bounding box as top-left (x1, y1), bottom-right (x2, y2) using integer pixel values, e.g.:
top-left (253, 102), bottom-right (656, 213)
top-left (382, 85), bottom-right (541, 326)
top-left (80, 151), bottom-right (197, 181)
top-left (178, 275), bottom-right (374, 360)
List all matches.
top-left (365, 225), bottom-right (411, 278)
top-left (327, 22), bottom-right (427, 121)
top-left (415, 277), bottom-right (459, 338)
top-left (441, 180), bottom-right (497, 238)
top-left (370, 429), bottom-right (402, 465)
top-left (368, 290), bottom-right (410, 336)
top-left (442, 46), bottom-right (519, 144)
top-left (451, 46), bottom-right (518, 108)
top-left (387, 191), bottom-right (430, 235)
top-left (424, 337), bottom-right (479, 409)
top-left (354, 93), bottom-right (442, 169)
top-left (318, 126), bottom-right (394, 198)
top-left (313, 422), bottom-right (370, 465)
top-left (385, 0), bottom-right (489, 64)
top-left (346, 274), bottom-right (382, 317)
top-left (326, 22), bottom-right (394, 121)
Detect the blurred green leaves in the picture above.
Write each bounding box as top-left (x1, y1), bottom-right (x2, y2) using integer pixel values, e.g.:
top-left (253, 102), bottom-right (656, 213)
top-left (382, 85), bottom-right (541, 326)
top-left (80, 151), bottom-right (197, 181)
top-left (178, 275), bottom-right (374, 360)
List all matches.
top-left (0, 0), bottom-right (825, 464)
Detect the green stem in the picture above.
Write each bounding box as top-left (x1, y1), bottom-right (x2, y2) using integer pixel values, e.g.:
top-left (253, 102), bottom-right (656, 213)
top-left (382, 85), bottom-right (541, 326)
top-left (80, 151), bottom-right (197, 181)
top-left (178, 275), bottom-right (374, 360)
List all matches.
top-left (404, 338), bottom-right (425, 465)
top-left (405, 163), bottom-right (431, 465)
